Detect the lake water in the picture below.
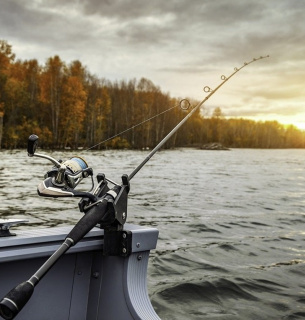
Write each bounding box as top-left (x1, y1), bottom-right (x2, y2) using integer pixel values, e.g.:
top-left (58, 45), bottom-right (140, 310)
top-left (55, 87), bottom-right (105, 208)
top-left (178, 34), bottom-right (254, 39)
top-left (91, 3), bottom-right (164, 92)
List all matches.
top-left (0, 148), bottom-right (305, 319)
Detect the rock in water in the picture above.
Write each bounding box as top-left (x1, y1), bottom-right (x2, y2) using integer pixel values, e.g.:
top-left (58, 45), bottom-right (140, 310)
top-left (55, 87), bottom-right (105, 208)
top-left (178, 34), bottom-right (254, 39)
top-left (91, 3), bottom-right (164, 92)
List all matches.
top-left (200, 142), bottom-right (230, 150)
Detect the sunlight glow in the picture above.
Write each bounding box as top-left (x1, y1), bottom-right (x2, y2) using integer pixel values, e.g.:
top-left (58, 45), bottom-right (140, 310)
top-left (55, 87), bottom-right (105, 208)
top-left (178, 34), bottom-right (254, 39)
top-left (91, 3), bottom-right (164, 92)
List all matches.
top-left (294, 122), bottom-right (305, 131)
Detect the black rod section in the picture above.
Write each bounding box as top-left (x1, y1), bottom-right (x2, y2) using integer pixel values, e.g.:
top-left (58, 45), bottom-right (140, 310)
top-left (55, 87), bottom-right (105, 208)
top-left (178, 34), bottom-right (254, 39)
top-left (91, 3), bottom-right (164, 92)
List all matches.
top-left (29, 239), bottom-right (73, 286)
top-left (0, 198), bottom-right (109, 320)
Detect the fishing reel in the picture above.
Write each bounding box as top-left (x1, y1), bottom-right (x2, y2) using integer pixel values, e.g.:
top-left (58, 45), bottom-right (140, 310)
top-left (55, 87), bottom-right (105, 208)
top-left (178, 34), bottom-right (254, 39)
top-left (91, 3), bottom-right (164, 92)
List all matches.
top-left (27, 134), bottom-right (97, 203)
top-left (27, 134), bottom-right (129, 231)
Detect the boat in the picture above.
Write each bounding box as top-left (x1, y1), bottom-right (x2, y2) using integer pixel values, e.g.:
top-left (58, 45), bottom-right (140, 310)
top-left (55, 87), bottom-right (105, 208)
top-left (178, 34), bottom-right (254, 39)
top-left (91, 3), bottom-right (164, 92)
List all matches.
top-left (0, 220), bottom-right (160, 320)
top-left (0, 135), bottom-right (161, 320)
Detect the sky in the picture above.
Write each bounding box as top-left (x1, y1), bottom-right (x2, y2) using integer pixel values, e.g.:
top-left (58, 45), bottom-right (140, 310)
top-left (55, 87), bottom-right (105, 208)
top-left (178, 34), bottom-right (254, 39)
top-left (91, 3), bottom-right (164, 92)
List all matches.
top-left (1, 0), bottom-right (305, 129)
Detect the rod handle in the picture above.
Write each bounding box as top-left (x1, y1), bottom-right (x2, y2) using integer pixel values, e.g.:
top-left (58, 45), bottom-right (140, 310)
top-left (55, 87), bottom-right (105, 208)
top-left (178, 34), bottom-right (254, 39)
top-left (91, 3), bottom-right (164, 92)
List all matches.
top-left (0, 281), bottom-right (34, 319)
top-left (67, 198), bottom-right (108, 244)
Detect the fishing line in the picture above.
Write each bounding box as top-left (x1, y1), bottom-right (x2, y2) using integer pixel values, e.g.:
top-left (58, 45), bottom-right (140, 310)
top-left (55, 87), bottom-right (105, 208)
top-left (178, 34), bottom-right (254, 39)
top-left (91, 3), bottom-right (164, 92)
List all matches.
top-left (85, 55), bottom-right (269, 155)
top-left (84, 104), bottom-right (179, 151)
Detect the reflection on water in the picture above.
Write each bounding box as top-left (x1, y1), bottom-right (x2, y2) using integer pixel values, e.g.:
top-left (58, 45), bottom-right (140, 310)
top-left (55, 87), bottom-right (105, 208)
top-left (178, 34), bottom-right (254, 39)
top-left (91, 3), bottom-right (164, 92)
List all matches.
top-left (1, 148), bottom-right (305, 319)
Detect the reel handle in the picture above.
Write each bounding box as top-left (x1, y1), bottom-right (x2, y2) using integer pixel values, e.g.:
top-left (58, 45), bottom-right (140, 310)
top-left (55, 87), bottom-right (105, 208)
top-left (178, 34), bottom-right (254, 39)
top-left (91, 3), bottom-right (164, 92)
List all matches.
top-left (27, 134), bottom-right (39, 156)
top-left (27, 135), bottom-right (61, 167)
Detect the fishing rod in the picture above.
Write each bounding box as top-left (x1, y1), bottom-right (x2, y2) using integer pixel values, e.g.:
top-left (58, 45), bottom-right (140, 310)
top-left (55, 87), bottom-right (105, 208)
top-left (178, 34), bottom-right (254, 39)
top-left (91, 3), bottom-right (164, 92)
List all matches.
top-left (128, 55), bottom-right (269, 180)
top-left (0, 55), bottom-right (269, 320)
top-left (87, 55), bottom-right (268, 154)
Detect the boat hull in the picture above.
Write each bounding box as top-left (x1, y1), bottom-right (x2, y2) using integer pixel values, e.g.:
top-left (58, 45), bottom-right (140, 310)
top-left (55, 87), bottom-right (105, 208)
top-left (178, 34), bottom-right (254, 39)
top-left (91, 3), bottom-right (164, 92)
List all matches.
top-left (0, 224), bottom-right (160, 320)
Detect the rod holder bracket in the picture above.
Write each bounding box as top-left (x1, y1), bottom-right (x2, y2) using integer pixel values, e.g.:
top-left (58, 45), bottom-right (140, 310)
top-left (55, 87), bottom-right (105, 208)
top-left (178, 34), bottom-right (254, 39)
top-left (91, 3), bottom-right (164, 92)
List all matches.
top-left (103, 229), bottom-right (132, 256)
top-left (94, 173), bottom-right (129, 231)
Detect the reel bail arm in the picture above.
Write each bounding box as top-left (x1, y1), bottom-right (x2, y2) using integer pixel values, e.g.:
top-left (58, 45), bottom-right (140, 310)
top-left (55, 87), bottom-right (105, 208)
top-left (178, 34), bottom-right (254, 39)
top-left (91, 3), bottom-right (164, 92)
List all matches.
top-left (27, 135), bottom-right (97, 202)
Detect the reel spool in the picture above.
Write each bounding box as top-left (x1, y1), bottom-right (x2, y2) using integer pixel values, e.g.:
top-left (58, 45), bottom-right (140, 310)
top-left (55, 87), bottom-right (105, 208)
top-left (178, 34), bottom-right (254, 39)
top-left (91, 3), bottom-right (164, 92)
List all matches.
top-left (27, 135), bottom-right (96, 201)
top-left (45, 156), bottom-right (90, 189)
top-left (64, 157), bottom-right (88, 172)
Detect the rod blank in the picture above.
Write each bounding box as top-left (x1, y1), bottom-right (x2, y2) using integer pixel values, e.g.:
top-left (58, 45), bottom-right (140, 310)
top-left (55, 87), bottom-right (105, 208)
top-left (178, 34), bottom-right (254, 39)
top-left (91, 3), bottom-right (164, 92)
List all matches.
top-left (128, 55), bottom-right (269, 181)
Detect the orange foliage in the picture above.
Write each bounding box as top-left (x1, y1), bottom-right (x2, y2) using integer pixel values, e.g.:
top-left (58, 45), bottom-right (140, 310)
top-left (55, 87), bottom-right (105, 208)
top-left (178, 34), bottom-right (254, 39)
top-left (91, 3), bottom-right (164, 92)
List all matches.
top-left (0, 40), bottom-right (305, 149)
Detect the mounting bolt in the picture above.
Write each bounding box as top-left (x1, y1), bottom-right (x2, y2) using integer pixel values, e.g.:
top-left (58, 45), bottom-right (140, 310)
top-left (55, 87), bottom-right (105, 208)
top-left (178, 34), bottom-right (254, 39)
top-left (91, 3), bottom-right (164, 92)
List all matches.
top-left (122, 232), bottom-right (127, 239)
top-left (122, 248), bottom-right (127, 254)
top-left (122, 212), bottom-right (126, 220)
top-left (137, 255), bottom-right (142, 261)
top-left (136, 243), bottom-right (140, 248)
top-left (92, 272), bottom-right (99, 279)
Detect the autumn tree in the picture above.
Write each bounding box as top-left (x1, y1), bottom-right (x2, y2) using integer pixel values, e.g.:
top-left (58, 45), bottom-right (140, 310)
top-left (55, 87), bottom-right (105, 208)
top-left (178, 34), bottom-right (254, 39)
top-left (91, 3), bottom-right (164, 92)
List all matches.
top-left (0, 40), bottom-right (15, 82)
top-left (2, 61), bottom-right (29, 147)
top-left (0, 40), bottom-right (15, 148)
top-left (40, 56), bottom-right (64, 146)
top-left (59, 60), bottom-right (87, 148)
top-left (135, 78), bottom-right (157, 148)
top-left (209, 107), bottom-right (225, 142)
top-left (83, 75), bottom-right (111, 148)
top-left (285, 125), bottom-right (304, 148)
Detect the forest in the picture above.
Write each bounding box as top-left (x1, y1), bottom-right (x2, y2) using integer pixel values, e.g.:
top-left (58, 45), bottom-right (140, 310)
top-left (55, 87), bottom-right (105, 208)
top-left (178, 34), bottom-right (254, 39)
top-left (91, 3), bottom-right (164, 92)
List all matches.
top-left (0, 40), bottom-right (304, 150)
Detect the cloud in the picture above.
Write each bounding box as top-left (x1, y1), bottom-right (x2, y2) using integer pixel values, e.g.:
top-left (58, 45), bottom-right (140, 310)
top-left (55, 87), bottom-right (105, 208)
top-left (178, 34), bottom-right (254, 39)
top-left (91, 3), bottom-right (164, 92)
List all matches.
top-left (0, 0), bottom-right (305, 127)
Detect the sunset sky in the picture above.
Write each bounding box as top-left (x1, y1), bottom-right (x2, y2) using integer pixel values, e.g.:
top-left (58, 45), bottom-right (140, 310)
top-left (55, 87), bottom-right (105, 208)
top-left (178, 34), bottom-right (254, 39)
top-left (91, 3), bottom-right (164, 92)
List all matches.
top-left (1, 0), bottom-right (304, 129)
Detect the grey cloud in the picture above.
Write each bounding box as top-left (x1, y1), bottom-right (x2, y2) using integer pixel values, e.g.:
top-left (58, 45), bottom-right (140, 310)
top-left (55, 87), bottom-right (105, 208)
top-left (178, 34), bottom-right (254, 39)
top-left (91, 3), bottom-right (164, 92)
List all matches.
top-left (0, 0), bottom-right (304, 127)
top-left (79, 0), bottom-right (264, 25)
top-left (1, 0), bottom-right (111, 55)
top-left (2, 0), bottom-right (304, 63)
top-left (0, 1), bottom-right (67, 44)
top-left (58, 0), bottom-right (270, 52)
